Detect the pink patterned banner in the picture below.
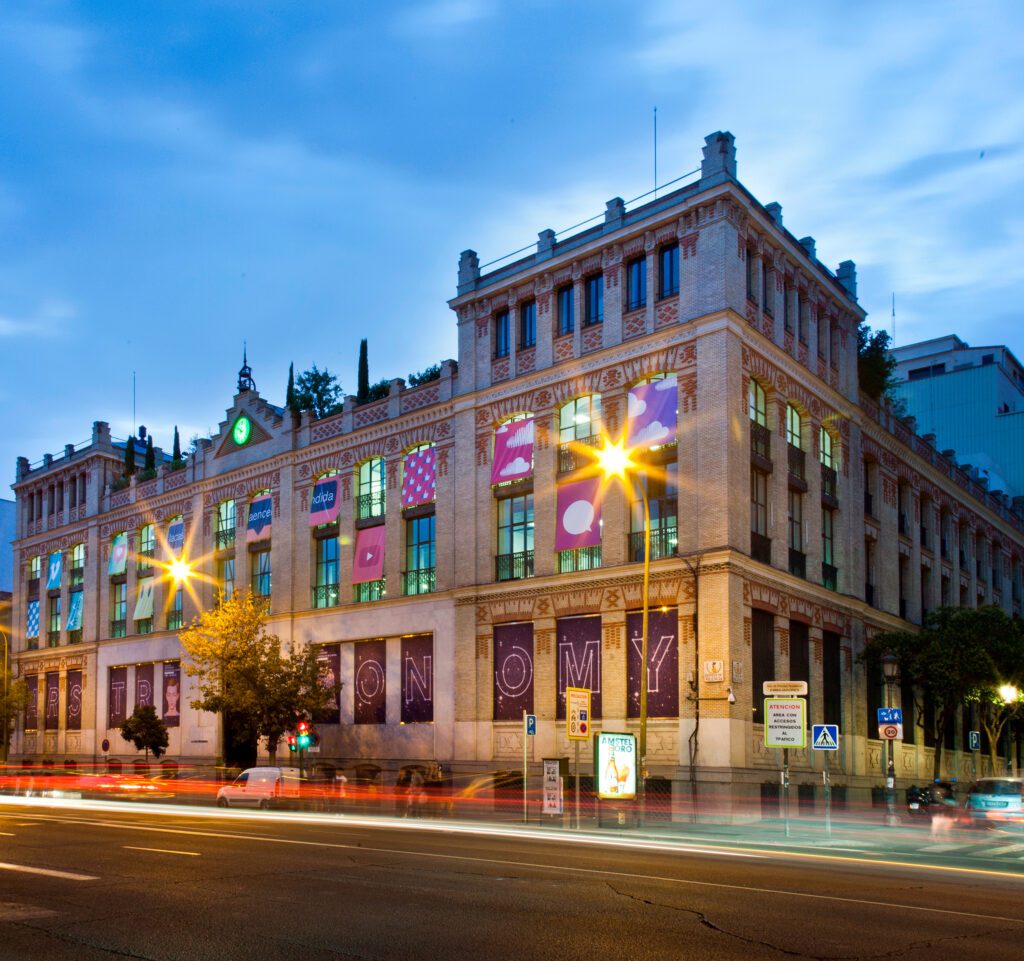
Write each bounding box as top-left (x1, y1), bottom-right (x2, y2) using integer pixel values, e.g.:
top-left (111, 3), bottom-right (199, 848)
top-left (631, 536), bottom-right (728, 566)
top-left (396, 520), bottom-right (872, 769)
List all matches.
top-left (402, 448), bottom-right (436, 507)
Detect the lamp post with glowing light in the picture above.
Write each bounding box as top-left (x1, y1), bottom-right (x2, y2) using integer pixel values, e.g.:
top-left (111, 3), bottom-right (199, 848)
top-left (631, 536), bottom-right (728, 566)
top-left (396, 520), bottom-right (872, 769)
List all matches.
top-left (999, 684), bottom-right (1018, 776)
top-left (0, 628), bottom-right (9, 767)
top-left (594, 437), bottom-right (652, 812)
top-left (881, 653), bottom-right (899, 826)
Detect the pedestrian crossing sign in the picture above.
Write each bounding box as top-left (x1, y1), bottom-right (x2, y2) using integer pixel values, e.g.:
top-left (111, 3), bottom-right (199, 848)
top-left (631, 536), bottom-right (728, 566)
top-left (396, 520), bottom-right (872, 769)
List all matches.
top-left (811, 724), bottom-right (839, 751)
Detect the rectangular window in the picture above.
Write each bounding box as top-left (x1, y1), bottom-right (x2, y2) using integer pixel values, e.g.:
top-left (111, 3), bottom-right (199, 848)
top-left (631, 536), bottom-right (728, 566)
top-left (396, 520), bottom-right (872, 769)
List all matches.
top-left (167, 585), bottom-right (183, 631)
top-left (251, 548), bottom-right (271, 600)
top-left (762, 265), bottom-right (773, 315)
top-left (217, 556), bottom-right (235, 602)
top-left (215, 500), bottom-right (236, 550)
top-left (751, 609), bottom-right (774, 724)
top-left (494, 309), bottom-right (510, 358)
top-left (788, 490), bottom-right (802, 551)
top-left (584, 274), bottom-right (603, 326)
top-left (496, 493), bottom-right (534, 581)
top-left (786, 406), bottom-right (802, 448)
top-left (48, 597), bottom-right (61, 647)
top-left (659, 243), bottom-right (679, 298)
top-left (629, 464), bottom-right (678, 562)
top-left (111, 582), bottom-right (127, 638)
top-left (782, 283), bottom-right (791, 331)
top-left (70, 543), bottom-right (85, 587)
top-left (558, 546), bottom-right (601, 573)
top-left (822, 631), bottom-right (842, 726)
top-left (746, 251), bottom-right (757, 302)
top-left (313, 536), bottom-right (340, 608)
top-left (29, 555), bottom-right (41, 581)
top-left (519, 300), bottom-right (536, 348)
top-left (357, 460), bottom-right (385, 520)
top-left (751, 468), bottom-right (768, 537)
top-left (403, 514), bottom-right (436, 595)
top-left (789, 620), bottom-right (810, 719)
top-left (626, 256), bottom-right (646, 311)
top-left (822, 508), bottom-right (834, 565)
top-left (138, 523), bottom-right (155, 571)
top-left (557, 285), bottom-right (574, 335)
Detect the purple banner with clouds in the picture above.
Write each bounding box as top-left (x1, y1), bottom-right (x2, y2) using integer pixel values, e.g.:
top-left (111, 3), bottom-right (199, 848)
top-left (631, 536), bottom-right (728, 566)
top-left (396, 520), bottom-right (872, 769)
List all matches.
top-left (108, 666), bottom-right (128, 728)
top-left (627, 609), bottom-right (680, 718)
top-left (626, 375), bottom-right (677, 449)
top-left (354, 640), bottom-right (386, 725)
top-left (66, 669), bottom-right (82, 731)
top-left (136, 662), bottom-right (154, 709)
top-left (44, 672), bottom-right (60, 731)
top-left (557, 617), bottom-right (602, 719)
top-left (401, 634), bottom-right (433, 723)
top-left (317, 645), bottom-right (341, 724)
top-left (493, 623), bottom-right (534, 721)
top-left (24, 676), bottom-right (38, 730)
top-left (162, 662), bottom-right (181, 728)
top-left (491, 416), bottom-right (534, 484)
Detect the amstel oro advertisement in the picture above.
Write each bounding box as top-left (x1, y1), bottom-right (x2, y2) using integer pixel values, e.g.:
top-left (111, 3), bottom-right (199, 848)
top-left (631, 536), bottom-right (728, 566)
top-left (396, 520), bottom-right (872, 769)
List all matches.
top-left (595, 731), bottom-right (637, 800)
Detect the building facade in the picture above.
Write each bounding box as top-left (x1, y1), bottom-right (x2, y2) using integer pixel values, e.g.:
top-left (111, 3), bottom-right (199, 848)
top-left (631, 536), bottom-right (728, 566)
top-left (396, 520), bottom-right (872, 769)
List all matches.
top-left (890, 335), bottom-right (1024, 498)
top-left (9, 132), bottom-right (1024, 808)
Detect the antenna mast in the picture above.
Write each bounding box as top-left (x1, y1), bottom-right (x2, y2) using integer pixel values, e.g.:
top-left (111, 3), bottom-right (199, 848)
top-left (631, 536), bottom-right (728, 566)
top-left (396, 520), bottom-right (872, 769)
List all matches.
top-left (653, 106), bottom-right (658, 199)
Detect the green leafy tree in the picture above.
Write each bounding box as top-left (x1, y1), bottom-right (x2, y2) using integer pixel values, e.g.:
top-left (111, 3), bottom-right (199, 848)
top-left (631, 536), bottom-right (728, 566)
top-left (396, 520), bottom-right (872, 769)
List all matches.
top-left (964, 618), bottom-right (1024, 774)
top-left (144, 434), bottom-right (155, 472)
top-left (172, 426), bottom-right (182, 463)
top-left (293, 365), bottom-right (343, 419)
top-left (366, 378), bottom-right (390, 402)
top-left (120, 704), bottom-right (169, 760)
top-left (857, 321), bottom-right (897, 402)
top-left (0, 669), bottom-right (31, 764)
top-left (407, 363), bottom-right (442, 387)
top-left (285, 362), bottom-right (296, 410)
top-left (357, 339), bottom-right (369, 404)
top-left (863, 606), bottom-right (1017, 779)
top-left (179, 592), bottom-right (339, 765)
top-left (123, 437), bottom-right (136, 477)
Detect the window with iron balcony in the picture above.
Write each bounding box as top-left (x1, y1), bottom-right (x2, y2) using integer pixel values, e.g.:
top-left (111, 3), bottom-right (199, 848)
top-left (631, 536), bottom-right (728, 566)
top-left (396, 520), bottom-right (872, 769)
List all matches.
top-left (403, 514), bottom-right (436, 596)
top-left (558, 546), bottom-right (601, 574)
top-left (557, 395), bottom-right (602, 474)
top-left (496, 493), bottom-right (534, 582)
top-left (312, 534), bottom-right (340, 609)
top-left (354, 578), bottom-right (386, 603)
top-left (629, 467), bottom-right (678, 563)
top-left (215, 499), bottom-right (236, 550)
top-left (138, 523), bottom-right (155, 571)
top-left (356, 458), bottom-right (386, 520)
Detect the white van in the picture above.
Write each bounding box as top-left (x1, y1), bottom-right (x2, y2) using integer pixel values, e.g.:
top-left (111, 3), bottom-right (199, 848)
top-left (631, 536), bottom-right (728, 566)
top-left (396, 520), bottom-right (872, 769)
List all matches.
top-left (216, 767), bottom-right (302, 809)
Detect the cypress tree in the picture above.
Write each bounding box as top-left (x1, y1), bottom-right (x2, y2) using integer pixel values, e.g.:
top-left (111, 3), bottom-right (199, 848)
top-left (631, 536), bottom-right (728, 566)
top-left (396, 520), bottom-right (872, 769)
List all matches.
top-left (172, 426), bottom-right (182, 462)
top-left (144, 434), bottom-right (155, 472)
top-left (286, 362), bottom-right (296, 410)
top-left (124, 437), bottom-right (136, 477)
top-left (357, 339), bottom-right (369, 404)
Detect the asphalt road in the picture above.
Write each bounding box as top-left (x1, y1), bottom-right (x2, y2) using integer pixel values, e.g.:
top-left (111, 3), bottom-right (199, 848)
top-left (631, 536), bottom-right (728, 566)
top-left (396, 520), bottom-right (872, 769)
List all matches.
top-left (0, 799), bottom-right (1021, 960)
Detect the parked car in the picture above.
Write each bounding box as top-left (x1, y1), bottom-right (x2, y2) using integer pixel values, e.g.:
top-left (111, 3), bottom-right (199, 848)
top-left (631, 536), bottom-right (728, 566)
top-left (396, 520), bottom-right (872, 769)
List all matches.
top-left (962, 777), bottom-right (1024, 828)
top-left (216, 766), bottom-right (302, 809)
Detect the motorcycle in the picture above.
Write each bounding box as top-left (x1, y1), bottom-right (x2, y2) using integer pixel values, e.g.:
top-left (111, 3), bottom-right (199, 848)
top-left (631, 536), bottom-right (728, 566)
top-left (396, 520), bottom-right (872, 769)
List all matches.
top-left (906, 781), bottom-right (958, 822)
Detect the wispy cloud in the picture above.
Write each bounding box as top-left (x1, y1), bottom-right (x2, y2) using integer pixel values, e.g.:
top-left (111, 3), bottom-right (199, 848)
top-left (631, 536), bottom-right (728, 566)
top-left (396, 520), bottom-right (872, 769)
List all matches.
top-left (0, 299), bottom-right (76, 338)
top-left (393, 0), bottom-right (495, 34)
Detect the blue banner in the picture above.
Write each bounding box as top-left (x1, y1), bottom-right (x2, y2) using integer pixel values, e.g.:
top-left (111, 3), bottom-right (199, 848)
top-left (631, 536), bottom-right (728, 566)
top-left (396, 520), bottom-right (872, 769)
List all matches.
top-left (246, 497), bottom-right (273, 543)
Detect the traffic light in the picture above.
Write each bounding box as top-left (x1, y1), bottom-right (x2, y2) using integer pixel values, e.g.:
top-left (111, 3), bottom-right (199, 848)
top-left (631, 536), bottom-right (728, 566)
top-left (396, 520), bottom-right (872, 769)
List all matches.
top-left (296, 720), bottom-right (311, 750)
top-left (286, 734), bottom-right (297, 753)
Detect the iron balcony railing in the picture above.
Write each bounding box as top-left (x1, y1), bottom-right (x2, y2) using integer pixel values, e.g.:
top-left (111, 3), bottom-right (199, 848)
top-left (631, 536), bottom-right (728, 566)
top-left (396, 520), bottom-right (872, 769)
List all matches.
top-left (750, 531), bottom-right (772, 564)
top-left (558, 433), bottom-right (602, 474)
top-left (558, 546), bottom-right (602, 573)
top-left (136, 618), bottom-right (153, 636)
top-left (166, 611), bottom-right (183, 631)
top-left (69, 567), bottom-right (84, 588)
top-left (629, 525), bottom-right (678, 563)
top-left (821, 463), bottom-right (837, 500)
top-left (47, 630), bottom-right (60, 648)
top-left (311, 584), bottom-right (341, 609)
top-left (750, 421), bottom-right (771, 460)
top-left (356, 492), bottom-right (386, 520)
top-left (822, 563), bottom-right (838, 591)
top-left (495, 551), bottom-right (534, 582)
top-left (68, 629), bottom-right (83, 645)
top-left (110, 619), bottom-right (127, 638)
top-left (402, 568), bottom-right (436, 596)
top-left (214, 528), bottom-right (235, 550)
top-left (354, 579), bottom-right (386, 603)
top-left (137, 549), bottom-right (154, 572)
top-left (788, 549), bottom-right (806, 579)
top-left (787, 444), bottom-right (805, 481)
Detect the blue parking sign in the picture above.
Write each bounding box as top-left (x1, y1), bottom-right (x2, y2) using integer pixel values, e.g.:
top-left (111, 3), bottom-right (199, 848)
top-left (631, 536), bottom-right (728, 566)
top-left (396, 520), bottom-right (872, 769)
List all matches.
top-left (526, 714), bottom-right (537, 736)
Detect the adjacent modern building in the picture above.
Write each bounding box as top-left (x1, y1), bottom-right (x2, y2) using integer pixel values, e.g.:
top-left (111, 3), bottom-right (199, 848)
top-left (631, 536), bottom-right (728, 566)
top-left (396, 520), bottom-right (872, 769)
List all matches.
top-left (9, 132), bottom-right (1024, 812)
top-left (890, 335), bottom-right (1024, 498)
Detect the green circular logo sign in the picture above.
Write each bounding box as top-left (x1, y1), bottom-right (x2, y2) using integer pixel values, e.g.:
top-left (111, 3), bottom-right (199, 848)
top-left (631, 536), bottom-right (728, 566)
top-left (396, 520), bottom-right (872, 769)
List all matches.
top-left (232, 415), bottom-right (251, 446)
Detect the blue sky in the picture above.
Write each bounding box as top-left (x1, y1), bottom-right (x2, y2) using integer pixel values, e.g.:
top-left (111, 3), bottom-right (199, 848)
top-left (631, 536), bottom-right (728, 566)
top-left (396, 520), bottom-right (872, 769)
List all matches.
top-left (1, 1), bottom-right (1022, 485)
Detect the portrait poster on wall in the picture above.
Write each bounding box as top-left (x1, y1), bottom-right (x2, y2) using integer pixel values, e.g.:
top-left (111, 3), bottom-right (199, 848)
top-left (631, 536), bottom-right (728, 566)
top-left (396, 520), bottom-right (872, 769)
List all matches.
top-left (66, 669), bottom-right (82, 731)
top-left (626, 608), bottom-right (680, 718)
top-left (108, 666), bottom-right (128, 728)
top-left (401, 634), bottom-right (434, 724)
top-left (354, 640), bottom-right (386, 725)
top-left (493, 623), bottom-right (534, 721)
top-left (162, 662), bottom-right (181, 728)
top-left (316, 645), bottom-right (341, 724)
top-left (44, 672), bottom-right (60, 731)
top-left (556, 616), bottom-right (602, 719)
top-left (136, 662), bottom-right (154, 709)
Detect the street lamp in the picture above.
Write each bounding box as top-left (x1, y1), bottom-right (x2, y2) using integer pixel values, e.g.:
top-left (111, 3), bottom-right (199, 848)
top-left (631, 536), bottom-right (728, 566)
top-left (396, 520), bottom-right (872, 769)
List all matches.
top-left (881, 653), bottom-right (899, 826)
top-left (0, 628), bottom-right (8, 767)
top-left (593, 437), bottom-right (652, 811)
top-left (999, 684), bottom-right (1018, 776)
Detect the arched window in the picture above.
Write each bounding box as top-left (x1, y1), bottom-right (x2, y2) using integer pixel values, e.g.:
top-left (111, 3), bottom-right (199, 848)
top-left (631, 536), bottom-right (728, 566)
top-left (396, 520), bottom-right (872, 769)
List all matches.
top-left (559, 395), bottom-right (602, 444)
top-left (748, 380), bottom-right (767, 427)
top-left (785, 404), bottom-right (802, 449)
top-left (819, 427), bottom-right (834, 468)
top-left (357, 460), bottom-right (384, 520)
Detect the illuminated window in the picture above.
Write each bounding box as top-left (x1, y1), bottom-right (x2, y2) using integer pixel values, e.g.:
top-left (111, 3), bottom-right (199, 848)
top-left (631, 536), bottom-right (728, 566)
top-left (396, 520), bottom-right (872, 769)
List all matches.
top-left (357, 459), bottom-right (385, 520)
top-left (786, 405), bottom-right (803, 449)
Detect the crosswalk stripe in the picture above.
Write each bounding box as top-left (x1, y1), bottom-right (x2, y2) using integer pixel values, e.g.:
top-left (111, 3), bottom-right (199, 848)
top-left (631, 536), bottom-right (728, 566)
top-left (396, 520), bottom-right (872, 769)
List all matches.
top-left (920, 843), bottom-right (960, 852)
top-left (983, 844), bottom-right (1024, 857)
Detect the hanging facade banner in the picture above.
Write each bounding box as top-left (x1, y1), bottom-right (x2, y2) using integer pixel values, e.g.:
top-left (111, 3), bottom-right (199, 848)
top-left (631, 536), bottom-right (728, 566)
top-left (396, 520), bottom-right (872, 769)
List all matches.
top-left (66, 591), bottom-right (84, 632)
top-left (108, 533), bottom-right (128, 576)
top-left (24, 676), bottom-right (38, 729)
top-left (401, 447), bottom-right (437, 508)
top-left (136, 662), bottom-right (154, 708)
top-left (309, 478), bottom-right (340, 526)
top-left (108, 666), bottom-right (128, 728)
top-left (162, 662), bottom-right (181, 727)
top-left (167, 519), bottom-right (185, 556)
top-left (626, 608), bottom-right (680, 718)
top-left (351, 525), bottom-right (386, 583)
top-left (316, 645), bottom-right (341, 724)
top-left (26, 600), bottom-right (40, 640)
top-left (401, 634), bottom-right (434, 723)
top-left (557, 616), bottom-right (602, 719)
top-left (246, 497), bottom-right (273, 543)
top-left (46, 551), bottom-right (63, 590)
top-left (491, 417), bottom-right (534, 484)
top-left (626, 375), bottom-right (678, 449)
top-left (66, 669), bottom-right (82, 731)
top-left (354, 640), bottom-right (387, 725)
top-left (44, 672), bottom-right (60, 730)
top-left (555, 476), bottom-right (602, 550)
top-left (493, 622), bottom-right (534, 721)
top-left (133, 578), bottom-right (155, 621)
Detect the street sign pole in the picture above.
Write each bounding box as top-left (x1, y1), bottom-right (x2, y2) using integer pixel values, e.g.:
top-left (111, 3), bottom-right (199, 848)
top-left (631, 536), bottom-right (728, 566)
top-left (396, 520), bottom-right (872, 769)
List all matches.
top-left (522, 711), bottom-right (528, 824)
top-left (823, 752), bottom-right (831, 840)
top-left (783, 747), bottom-right (790, 839)
top-left (574, 741), bottom-right (580, 829)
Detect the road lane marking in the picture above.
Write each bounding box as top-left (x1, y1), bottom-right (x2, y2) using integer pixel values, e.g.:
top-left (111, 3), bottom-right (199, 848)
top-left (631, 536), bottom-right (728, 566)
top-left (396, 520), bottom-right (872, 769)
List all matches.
top-left (986, 844), bottom-right (1024, 856)
top-left (0, 832), bottom-right (15, 836)
top-left (0, 861), bottom-right (97, 881)
top-left (124, 846), bottom-right (200, 857)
